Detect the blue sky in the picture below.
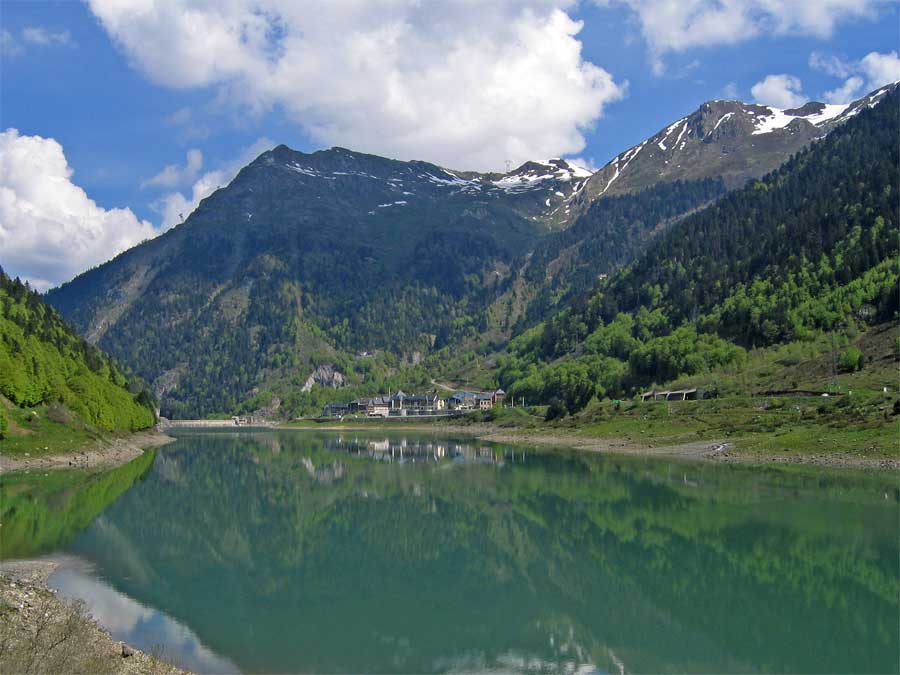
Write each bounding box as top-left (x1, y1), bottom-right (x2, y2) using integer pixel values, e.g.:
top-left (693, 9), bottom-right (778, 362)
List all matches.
top-left (1, 0), bottom-right (898, 288)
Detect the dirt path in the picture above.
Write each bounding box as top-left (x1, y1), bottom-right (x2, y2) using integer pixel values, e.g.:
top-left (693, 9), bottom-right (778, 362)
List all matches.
top-left (429, 379), bottom-right (458, 392)
top-left (0, 559), bottom-right (188, 674)
top-left (0, 431), bottom-right (175, 473)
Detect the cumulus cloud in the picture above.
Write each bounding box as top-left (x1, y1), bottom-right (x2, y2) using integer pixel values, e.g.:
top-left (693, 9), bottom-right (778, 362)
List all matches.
top-left (823, 76), bottom-right (866, 104)
top-left (811, 49), bottom-right (900, 102)
top-left (751, 74), bottom-right (808, 109)
top-left (596, 0), bottom-right (883, 74)
top-left (21, 27), bottom-right (74, 47)
top-left (152, 138), bottom-right (274, 230)
top-left (141, 149), bottom-right (204, 189)
top-left (87, 0), bottom-right (625, 171)
top-left (0, 129), bottom-right (158, 290)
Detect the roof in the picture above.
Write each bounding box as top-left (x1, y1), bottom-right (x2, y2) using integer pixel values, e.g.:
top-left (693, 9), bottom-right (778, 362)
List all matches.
top-left (407, 394), bottom-right (438, 402)
top-left (641, 388), bottom-right (699, 397)
top-left (451, 391), bottom-right (476, 399)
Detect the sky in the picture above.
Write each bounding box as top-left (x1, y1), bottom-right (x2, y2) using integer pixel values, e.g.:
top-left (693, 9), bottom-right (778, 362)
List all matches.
top-left (1, 0), bottom-right (898, 290)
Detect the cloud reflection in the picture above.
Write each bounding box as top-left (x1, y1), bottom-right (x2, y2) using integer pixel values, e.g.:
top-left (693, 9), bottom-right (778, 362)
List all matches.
top-left (49, 560), bottom-right (238, 674)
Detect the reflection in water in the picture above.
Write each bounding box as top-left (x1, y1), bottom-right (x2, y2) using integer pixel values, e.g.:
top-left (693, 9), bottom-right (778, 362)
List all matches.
top-left (0, 450), bottom-right (155, 559)
top-left (49, 561), bottom-right (238, 674)
top-left (7, 430), bottom-right (898, 673)
top-left (321, 434), bottom-right (525, 465)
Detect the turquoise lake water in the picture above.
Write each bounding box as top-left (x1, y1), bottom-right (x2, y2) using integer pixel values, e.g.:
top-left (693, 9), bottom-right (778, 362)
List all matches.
top-left (5, 430), bottom-right (897, 673)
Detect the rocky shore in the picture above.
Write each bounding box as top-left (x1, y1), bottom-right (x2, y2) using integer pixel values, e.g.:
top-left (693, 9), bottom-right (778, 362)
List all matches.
top-left (0, 431), bottom-right (175, 473)
top-left (472, 429), bottom-right (900, 470)
top-left (0, 559), bottom-right (188, 675)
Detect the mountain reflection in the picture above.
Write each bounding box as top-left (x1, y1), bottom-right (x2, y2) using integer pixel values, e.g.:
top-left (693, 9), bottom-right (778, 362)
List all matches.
top-left (33, 431), bottom-right (900, 673)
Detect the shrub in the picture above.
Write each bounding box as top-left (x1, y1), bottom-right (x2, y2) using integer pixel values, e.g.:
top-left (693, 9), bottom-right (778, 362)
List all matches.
top-left (838, 347), bottom-right (864, 373)
top-left (545, 398), bottom-right (567, 421)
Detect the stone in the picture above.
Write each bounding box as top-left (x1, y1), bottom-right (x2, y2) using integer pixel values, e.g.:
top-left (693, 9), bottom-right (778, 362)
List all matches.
top-left (121, 643), bottom-right (134, 658)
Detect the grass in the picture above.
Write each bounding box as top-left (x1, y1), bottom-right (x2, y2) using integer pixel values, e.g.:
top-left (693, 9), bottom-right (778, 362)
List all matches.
top-left (564, 394), bottom-right (899, 458)
top-left (429, 324), bottom-right (900, 461)
top-left (0, 400), bottom-right (100, 458)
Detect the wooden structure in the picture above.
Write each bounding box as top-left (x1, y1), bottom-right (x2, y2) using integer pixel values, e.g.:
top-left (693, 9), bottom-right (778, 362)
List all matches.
top-left (639, 388), bottom-right (716, 402)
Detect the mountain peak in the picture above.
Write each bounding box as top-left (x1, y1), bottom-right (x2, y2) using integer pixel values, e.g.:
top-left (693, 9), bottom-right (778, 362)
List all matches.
top-left (579, 82), bottom-right (897, 202)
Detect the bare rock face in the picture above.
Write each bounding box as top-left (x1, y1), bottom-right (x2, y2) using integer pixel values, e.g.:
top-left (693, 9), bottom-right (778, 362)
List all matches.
top-left (301, 364), bottom-right (346, 392)
top-left (152, 368), bottom-right (183, 399)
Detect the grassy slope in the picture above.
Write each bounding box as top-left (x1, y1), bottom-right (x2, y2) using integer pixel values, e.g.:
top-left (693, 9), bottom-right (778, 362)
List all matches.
top-left (310, 323), bottom-right (899, 461)
top-left (0, 272), bottom-right (157, 459)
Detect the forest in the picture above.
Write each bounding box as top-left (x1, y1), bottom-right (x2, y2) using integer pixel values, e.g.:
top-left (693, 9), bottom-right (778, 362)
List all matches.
top-left (0, 269), bottom-right (156, 436)
top-left (497, 88), bottom-right (899, 415)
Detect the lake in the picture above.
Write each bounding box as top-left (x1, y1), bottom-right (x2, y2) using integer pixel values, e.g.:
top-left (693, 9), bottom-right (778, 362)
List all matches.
top-left (2, 430), bottom-right (898, 673)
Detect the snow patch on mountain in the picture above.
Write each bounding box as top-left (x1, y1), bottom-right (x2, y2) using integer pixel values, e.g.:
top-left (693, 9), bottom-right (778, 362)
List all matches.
top-left (713, 112), bottom-right (734, 131)
top-left (752, 103), bottom-right (849, 135)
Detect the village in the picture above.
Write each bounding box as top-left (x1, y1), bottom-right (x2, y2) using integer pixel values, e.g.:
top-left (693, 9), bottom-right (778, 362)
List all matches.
top-left (321, 389), bottom-right (506, 418)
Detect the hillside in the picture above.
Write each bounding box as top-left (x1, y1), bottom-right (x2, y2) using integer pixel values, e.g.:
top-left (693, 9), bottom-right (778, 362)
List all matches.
top-left (497, 86), bottom-right (899, 414)
top-left (44, 84), bottom-right (896, 419)
top-left (0, 269), bottom-right (157, 455)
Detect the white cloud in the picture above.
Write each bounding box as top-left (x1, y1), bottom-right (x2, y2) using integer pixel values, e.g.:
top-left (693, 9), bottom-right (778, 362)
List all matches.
top-left (809, 51), bottom-right (853, 79)
top-left (823, 76), bottom-right (865, 103)
top-left (721, 81), bottom-right (739, 99)
top-left (859, 50), bottom-right (900, 88)
top-left (597, 0), bottom-right (883, 74)
top-left (153, 138), bottom-right (274, 230)
top-left (141, 149), bottom-right (204, 189)
top-left (751, 74), bottom-right (807, 108)
top-left (0, 129), bottom-right (159, 290)
top-left (811, 49), bottom-right (900, 102)
top-left (566, 156), bottom-right (599, 172)
top-left (1, 30), bottom-right (22, 56)
top-left (21, 27), bottom-right (74, 47)
top-left (87, 0), bottom-right (626, 171)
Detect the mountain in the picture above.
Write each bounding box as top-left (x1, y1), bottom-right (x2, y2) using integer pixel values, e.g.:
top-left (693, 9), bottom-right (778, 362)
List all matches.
top-left (0, 269), bottom-right (156, 445)
top-left (44, 84), bottom-right (897, 418)
top-left (45, 147), bottom-right (594, 417)
top-left (486, 84), bottom-right (899, 333)
top-left (498, 85), bottom-right (899, 410)
top-left (574, 83), bottom-right (897, 203)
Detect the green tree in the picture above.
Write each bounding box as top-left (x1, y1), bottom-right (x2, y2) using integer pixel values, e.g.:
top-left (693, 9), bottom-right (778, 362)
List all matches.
top-left (839, 347), bottom-right (865, 373)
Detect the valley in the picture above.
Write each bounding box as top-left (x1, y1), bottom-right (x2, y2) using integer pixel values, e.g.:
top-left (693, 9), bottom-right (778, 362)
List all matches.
top-left (2, 84), bottom-right (896, 468)
top-left (3, 6), bottom-right (899, 674)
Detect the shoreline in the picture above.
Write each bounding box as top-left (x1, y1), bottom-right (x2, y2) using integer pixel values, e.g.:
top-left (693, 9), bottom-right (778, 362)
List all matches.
top-left (0, 430), bottom-right (176, 474)
top-left (0, 558), bottom-right (188, 674)
top-left (272, 421), bottom-right (900, 470)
